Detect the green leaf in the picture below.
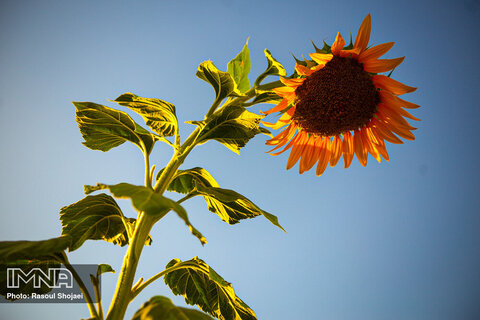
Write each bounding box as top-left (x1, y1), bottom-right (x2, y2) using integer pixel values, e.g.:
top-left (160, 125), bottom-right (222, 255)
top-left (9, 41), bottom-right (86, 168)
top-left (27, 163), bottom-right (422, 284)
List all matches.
top-left (0, 236), bottom-right (69, 264)
top-left (227, 39), bottom-right (251, 93)
top-left (113, 92), bottom-right (178, 137)
top-left (195, 185), bottom-right (284, 231)
top-left (254, 49), bottom-right (286, 86)
top-left (60, 193), bottom-right (151, 251)
top-left (191, 105), bottom-right (266, 154)
top-left (85, 183), bottom-right (206, 245)
top-left (0, 260), bottom-right (62, 300)
top-left (164, 257), bottom-right (256, 320)
top-left (165, 168), bottom-right (284, 231)
top-left (162, 167), bottom-right (218, 194)
top-left (197, 60), bottom-right (242, 105)
top-left (0, 237), bottom-right (69, 300)
top-left (73, 101), bottom-right (155, 154)
top-left (97, 264), bottom-right (115, 277)
top-left (132, 295), bottom-right (215, 320)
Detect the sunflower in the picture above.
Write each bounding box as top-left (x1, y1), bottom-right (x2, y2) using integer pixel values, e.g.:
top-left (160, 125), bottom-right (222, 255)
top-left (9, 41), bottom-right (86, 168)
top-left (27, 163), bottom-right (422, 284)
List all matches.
top-left (263, 14), bottom-right (420, 176)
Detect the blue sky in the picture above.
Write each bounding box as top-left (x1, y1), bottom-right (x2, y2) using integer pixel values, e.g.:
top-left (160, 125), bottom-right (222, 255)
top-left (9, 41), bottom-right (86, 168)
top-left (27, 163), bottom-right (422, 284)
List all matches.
top-left (1, 0), bottom-right (479, 319)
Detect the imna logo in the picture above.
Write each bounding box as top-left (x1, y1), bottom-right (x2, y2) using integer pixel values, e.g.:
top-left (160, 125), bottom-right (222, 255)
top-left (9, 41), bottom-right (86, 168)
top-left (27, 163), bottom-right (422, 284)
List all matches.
top-left (6, 268), bottom-right (73, 289)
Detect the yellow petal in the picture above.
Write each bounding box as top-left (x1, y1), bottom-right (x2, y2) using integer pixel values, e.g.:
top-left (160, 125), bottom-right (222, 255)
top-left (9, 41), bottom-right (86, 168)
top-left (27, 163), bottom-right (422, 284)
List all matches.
top-left (280, 77), bottom-right (305, 88)
top-left (295, 64), bottom-right (313, 76)
top-left (309, 53), bottom-right (333, 65)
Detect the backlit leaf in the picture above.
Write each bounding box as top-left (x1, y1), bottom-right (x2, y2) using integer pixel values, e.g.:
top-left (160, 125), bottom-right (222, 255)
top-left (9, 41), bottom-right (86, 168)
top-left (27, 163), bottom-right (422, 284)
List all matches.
top-left (227, 39), bottom-right (251, 93)
top-left (85, 183), bottom-right (206, 245)
top-left (191, 105), bottom-right (267, 154)
top-left (164, 257), bottom-right (256, 320)
top-left (254, 49), bottom-right (286, 86)
top-left (165, 168), bottom-right (284, 231)
top-left (60, 193), bottom-right (151, 251)
top-left (197, 60), bottom-right (242, 107)
top-left (132, 295), bottom-right (214, 320)
top-left (113, 92), bottom-right (178, 137)
top-left (73, 101), bottom-right (155, 154)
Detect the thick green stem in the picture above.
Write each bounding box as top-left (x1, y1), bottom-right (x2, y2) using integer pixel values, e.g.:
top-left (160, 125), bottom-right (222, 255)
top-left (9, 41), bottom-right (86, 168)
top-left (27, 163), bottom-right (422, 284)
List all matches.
top-left (105, 213), bottom-right (155, 320)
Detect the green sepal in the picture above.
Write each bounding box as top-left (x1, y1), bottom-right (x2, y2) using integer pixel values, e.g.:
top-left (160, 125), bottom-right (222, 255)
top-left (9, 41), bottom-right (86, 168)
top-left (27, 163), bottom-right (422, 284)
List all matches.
top-left (189, 105), bottom-right (267, 154)
top-left (343, 33), bottom-right (354, 50)
top-left (132, 295), bottom-right (215, 320)
top-left (292, 53), bottom-right (307, 66)
top-left (227, 38), bottom-right (251, 93)
top-left (254, 49), bottom-right (286, 86)
top-left (73, 101), bottom-right (155, 154)
top-left (164, 168), bottom-right (284, 231)
top-left (164, 257), bottom-right (257, 320)
top-left (85, 183), bottom-right (206, 245)
top-left (113, 92), bottom-right (178, 137)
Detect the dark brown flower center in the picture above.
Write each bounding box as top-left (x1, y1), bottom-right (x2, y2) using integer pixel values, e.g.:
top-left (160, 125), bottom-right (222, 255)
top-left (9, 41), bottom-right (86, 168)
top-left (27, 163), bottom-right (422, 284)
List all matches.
top-left (292, 56), bottom-right (379, 136)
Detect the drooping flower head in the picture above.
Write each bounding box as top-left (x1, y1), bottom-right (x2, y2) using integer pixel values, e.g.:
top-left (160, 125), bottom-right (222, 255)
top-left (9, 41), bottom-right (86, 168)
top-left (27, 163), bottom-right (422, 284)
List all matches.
top-left (263, 14), bottom-right (420, 176)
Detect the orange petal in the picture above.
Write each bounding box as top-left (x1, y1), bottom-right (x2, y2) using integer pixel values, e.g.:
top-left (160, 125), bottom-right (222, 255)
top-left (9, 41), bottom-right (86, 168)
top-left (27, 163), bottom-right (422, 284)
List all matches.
top-left (361, 127), bottom-right (381, 163)
top-left (310, 53), bottom-right (333, 65)
top-left (354, 14), bottom-right (372, 53)
top-left (272, 86), bottom-right (295, 94)
top-left (261, 98), bottom-right (288, 115)
top-left (358, 42), bottom-right (394, 63)
top-left (331, 32), bottom-right (346, 55)
top-left (280, 77), bottom-right (305, 88)
top-left (286, 131), bottom-right (308, 170)
top-left (267, 124), bottom-right (298, 153)
top-left (353, 129), bottom-right (368, 166)
top-left (342, 131), bottom-right (354, 168)
top-left (371, 118), bottom-right (403, 144)
top-left (363, 57), bottom-right (405, 73)
top-left (377, 113), bottom-right (416, 140)
top-left (316, 138), bottom-right (331, 176)
top-left (379, 90), bottom-right (420, 110)
top-left (372, 75), bottom-right (416, 95)
top-left (339, 47), bottom-right (362, 58)
top-left (295, 64), bottom-right (313, 76)
top-left (377, 107), bottom-right (417, 131)
top-left (380, 100), bottom-right (420, 121)
top-left (299, 135), bottom-right (317, 174)
top-left (371, 132), bottom-right (389, 161)
top-left (266, 123), bottom-right (293, 145)
top-left (329, 135), bottom-right (343, 167)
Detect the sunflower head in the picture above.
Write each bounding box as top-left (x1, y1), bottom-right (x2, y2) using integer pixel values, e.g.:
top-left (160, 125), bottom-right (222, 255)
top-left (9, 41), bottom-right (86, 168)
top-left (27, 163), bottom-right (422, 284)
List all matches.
top-left (263, 14), bottom-right (420, 176)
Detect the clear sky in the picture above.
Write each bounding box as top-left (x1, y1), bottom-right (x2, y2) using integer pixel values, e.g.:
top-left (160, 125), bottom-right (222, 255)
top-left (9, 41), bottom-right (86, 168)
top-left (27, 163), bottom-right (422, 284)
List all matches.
top-left (1, 0), bottom-right (479, 319)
